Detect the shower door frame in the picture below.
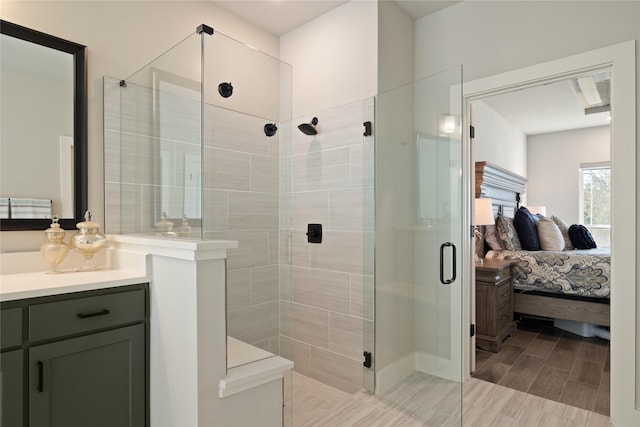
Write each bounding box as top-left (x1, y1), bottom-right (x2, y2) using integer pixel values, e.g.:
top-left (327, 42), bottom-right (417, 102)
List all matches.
top-left (369, 65), bottom-right (467, 424)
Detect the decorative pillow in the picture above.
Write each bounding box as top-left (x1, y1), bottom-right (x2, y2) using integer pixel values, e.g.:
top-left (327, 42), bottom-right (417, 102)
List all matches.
top-left (568, 224), bottom-right (597, 249)
top-left (513, 207), bottom-right (541, 251)
top-left (484, 224), bottom-right (503, 251)
top-left (537, 217), bottom-right (565, 251)
top-left (551, 215), bottom-right (574, 250)
top-left (495, 215), bottom-right (521, 251)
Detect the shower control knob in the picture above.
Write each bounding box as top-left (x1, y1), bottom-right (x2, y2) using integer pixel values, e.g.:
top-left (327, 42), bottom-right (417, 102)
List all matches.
top-left (306, 224), bottom-right (322, 244)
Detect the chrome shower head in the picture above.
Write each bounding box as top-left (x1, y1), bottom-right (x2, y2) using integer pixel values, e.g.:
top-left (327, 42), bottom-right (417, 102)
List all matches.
top-left (298, 117), bottom-right (318, 136)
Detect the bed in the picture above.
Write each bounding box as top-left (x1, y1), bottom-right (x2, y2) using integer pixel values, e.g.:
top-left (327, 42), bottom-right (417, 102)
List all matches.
top-left (476, 161), bottom-right (611, 327)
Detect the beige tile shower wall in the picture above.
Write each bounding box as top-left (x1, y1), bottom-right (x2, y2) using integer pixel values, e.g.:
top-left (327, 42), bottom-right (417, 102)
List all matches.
top-left (104, 77), bottom-right (202, 235)
top-left (105, 77), bottom-right (283, 353)
top-left (204, 103), bottom-right (282, 354)
top-left (280, 99), bottom-right (374, 394)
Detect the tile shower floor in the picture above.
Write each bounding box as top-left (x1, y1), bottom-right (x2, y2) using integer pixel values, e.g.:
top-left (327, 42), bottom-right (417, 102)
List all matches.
top-left (473, 318), bottom-right (610, 417)
top-left (289, 370), bottom-right (610, 426)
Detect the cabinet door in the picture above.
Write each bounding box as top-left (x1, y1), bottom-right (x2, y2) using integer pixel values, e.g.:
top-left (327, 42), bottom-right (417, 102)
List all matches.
top-left (475, 284), bottom-right (488, 336)
top-left (29, 325), bottom-right (145, 427)
top-left (1, 349), bottom-right (23, 427)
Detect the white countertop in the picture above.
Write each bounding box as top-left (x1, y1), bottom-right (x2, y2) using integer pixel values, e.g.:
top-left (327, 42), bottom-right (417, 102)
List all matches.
top-left (0, 244), bottom-right (149, 302)
top-left (0, 267), bottom-right (149, 302)
top-left (0, 235), bottom-right (238, 302)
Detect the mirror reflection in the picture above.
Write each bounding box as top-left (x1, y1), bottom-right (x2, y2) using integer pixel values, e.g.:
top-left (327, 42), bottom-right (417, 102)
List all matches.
top-left (0, 20), bottom-right (87, 230)
top-left (1, 34), bottom-right (74, 218)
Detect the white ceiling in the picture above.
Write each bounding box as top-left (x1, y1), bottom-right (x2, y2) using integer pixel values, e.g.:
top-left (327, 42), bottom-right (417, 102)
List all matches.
top-left (210, 0), bottom-right (460, 36)
top-left (479, 78), bottom-right (611, 136)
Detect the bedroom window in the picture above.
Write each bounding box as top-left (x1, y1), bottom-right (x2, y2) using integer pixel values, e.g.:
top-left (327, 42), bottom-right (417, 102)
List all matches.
top-left (579, 162), bottom-right (611, 246)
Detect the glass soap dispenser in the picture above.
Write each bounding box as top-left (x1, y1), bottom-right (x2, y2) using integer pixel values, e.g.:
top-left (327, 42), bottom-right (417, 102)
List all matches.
top-left (40, 215), bottom-right (70, 274)
top-left (154, 212), bottom-right (176, 237)
top-left (176, 215), bottom-right (191, 238)
top-left (70, 211), bottom-right (107, 271)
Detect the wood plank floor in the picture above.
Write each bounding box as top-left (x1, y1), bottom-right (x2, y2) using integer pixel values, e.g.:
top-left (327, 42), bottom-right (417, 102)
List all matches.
top-left (473, 318), bottom-right (610, 416)
top-left (288, 369), bottom-right (610, 426)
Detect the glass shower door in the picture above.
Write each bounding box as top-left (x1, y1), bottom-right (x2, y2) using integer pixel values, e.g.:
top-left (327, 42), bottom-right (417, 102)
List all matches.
top-left (372, 66), bottom-right (463, 425)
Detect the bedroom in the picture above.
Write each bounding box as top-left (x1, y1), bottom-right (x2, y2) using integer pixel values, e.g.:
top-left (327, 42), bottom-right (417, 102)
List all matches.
top-left (470, 70), bottom-right (612, 415)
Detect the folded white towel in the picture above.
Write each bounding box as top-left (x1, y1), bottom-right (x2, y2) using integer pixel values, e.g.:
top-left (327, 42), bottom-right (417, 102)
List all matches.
top-left (0, 198), bottom-right (8, 219)
top-left (9, 198), bottom-right (52, 219)
top-left (10, 198), bottom-right (52, 207)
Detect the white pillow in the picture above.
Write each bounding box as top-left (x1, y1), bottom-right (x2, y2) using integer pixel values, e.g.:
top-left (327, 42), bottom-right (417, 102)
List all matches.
top-left (537, 217), bottom-right (565, 251)
top-left (551, 215), bottom-right (574, 250)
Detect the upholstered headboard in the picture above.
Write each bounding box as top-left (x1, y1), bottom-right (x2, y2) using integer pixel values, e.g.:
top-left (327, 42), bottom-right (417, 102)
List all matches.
top-left (475, 161), bottom-right (527, 219)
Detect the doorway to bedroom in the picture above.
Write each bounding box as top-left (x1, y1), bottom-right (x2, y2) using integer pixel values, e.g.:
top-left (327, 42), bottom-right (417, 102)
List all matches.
top-left (467, 68), bottom-right (612, 419)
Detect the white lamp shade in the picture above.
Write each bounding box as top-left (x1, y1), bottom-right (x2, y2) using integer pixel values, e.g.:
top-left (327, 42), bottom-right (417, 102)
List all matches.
top-left (528, 206), bottom-right (547, 216)
top-left (475, 198), bottom-right (494, 226)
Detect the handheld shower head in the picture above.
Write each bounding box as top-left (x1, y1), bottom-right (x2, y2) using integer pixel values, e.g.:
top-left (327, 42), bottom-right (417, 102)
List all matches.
top-left (298, 117), bottom-right (318, 136)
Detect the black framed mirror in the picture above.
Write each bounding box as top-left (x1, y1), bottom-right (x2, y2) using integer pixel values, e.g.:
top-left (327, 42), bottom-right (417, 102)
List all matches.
top-left (0, 20), bottom-right (87, 231)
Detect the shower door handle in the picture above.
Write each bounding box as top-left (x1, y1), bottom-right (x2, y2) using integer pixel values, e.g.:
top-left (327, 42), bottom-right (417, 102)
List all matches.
top-left (439, 242), bottom-right (456, 285)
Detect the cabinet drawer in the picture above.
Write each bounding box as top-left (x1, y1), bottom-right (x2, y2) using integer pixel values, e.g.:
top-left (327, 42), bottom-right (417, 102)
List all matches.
top-left (496, 304), bottom-right (512, 332)
top-left (495, 282), bottom-right (512, 309)
top-left (476, 268), bottom-right (512, 284)
top-left (1, 308), bottom-right (22, 349)
top-left (29, 289), bottom-right (145, 342)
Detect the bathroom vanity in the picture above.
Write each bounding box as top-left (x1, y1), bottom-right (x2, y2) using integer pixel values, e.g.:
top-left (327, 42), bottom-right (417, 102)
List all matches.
top-left (1, 236), bottom-right (293, 427)
top-left (1, 283), bottom-right (148, 427)
top-left (0, 249), bottom-right (150, 427)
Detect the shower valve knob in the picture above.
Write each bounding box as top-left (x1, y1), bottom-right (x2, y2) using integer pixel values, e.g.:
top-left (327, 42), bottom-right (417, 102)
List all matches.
top-left (306, 224), bottom-right (322, 244)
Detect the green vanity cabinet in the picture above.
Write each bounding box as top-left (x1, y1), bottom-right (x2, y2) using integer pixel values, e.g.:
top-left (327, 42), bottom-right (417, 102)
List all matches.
top-left (1, 306), bottom-right (24, 427)
top-left (1, 349), bottom-right (24, 427)
top-left (29, 324), bottom-right (145, 427)
top-left (0, 283), bottom-right (148, 427)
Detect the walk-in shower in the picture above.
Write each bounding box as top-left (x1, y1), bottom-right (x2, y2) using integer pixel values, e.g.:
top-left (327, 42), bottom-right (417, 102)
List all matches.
top-left (104, 23), bottom-right (464, 426)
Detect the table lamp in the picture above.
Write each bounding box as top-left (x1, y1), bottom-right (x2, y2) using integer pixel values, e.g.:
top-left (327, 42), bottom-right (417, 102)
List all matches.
top-left (475, 198), bottom-right (495, 265)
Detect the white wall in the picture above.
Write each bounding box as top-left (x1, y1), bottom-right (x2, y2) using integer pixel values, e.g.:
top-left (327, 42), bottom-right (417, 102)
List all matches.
top-left (279, 0), bottom-right (377, 117)
top-left (378, 0), bottom-right (414, 93)
top-left (415, 1), bottom-right (640, 83)
top-left (527, 126), bottom-right (610, 224)
top-left (471, 100), bottom-right (527, 178)
top-left (0, 0), bottom-right (279, 251)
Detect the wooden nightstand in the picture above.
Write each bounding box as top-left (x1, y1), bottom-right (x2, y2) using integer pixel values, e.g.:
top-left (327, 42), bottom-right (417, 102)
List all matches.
top-left (475, 259), bottom-right (515, 352)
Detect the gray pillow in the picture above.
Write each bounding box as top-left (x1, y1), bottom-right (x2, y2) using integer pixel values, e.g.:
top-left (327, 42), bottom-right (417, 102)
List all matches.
top-left (551, 215), bottom-right (574, 250)
top-left (484, 224), bottom-right (503, 251)
top-left (537, 217), bottom-right (565, 251)
top-left (495, 215), bottom-right (521, 251)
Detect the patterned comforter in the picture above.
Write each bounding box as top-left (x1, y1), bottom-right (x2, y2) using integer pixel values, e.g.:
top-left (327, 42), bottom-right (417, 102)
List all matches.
top-left (485, 248), bottom-right (611, 298)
